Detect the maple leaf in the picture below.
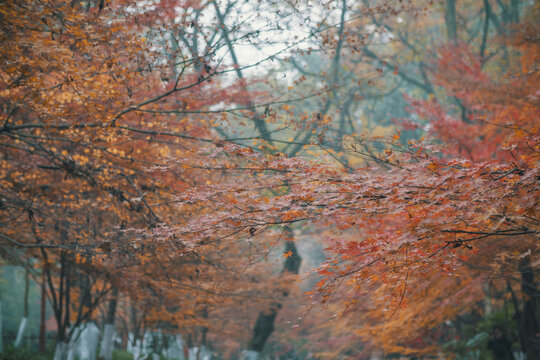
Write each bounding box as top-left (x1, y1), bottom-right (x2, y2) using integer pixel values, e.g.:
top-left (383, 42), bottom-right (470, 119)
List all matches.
top-left (283, 250), bottom-right (294, 258)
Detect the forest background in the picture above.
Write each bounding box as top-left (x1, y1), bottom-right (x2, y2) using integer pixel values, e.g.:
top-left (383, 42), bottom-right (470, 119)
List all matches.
top-left (0, 0), bottom-right (538, 359)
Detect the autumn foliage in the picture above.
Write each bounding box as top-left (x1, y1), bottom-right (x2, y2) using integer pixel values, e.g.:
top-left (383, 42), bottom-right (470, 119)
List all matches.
top-left (0, 0), bottom-right (538, 359)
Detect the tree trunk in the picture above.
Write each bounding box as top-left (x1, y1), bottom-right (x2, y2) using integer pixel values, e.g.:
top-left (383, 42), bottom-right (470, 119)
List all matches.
top-left (14, 268), bottom-right (30, 347)
top-left (242, 350), bottom-right (261, 360)
top-left (100, 288), bottom-right (119, 360)
top-left (40, 264), bottom-right (47, 353)
top-left (66, 325), bottom-right (83, 360)
top-left (247, 228), bottom-right (302, 355)
top-left (445, 0), bottom-right (458, 43)
top-left (480, 0), bottom-right (490, 63)
top-left (14, 318), bottom-right (27, 348)
top-left (510, 0), bottom-right (520, 23)
top-left (49, 250), bottom-right (72, 360)
top-left (77, 322), bottom-right (100, 360)
top-left (518, 255), bottom-right (540, 360)
top-left (54, 341), bottom-right (68, 360)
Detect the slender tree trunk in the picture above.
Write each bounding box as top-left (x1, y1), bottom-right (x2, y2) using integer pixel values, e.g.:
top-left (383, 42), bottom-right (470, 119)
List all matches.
top-left (445, 0), bottom-right (458, 43)
top-left (14, 316), bottom-right (29, 348)
top-left (53, 251), bottom-right (73, 360)
top-left (510, 0), bottom-right (520, 23)
top-left (247, 228), bottom-right (301, 356)
top-left (480, 0), bottom-right (490, 64)
top-left (128, 302), bottom-right (144, 360)
top-left (518, 255), bottom-right (540, 360)
top-left (100, 288), bottom-right (119, 360)
top-left (14, 268), bottom-right (30, 347)
top-left (40, 263), bottom-right (47, 353)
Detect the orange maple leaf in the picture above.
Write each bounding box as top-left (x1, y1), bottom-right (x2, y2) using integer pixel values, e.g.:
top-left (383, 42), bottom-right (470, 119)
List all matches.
top-left (283, 250), bottom-right (294, 258)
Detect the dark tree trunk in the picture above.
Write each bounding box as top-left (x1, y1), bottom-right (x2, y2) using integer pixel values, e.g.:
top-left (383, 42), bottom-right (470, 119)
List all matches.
top-left (14, 268), bottom-right (31, 347)
top-left (23, 268), bottom-right (29, 317)
top-left (106, 288), bottom-right (119, 325)
top-left (100, 288), bottom-right (119, 360)
top-left (39, 265), bottom-right (46, 353)
top-left (445, 0), bottom-right (457, 43)
top-left (518, 255), bottom-right (540, 360)
top-left (248, 228), bottom-right (301, 353)
top-left (46, 249), bottom-right (71, 344)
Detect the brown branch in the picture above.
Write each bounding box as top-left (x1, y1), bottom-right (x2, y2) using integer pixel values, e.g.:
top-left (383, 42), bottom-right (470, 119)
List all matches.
top-left (0, 233), bottom-right (69, 249)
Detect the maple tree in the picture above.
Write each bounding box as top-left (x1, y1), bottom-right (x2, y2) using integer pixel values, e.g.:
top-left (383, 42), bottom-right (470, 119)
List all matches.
top-left (0, 0), bottom-right (241, 355)
top-left (0, 0), bottom-right (316, 358)
top-left (0, 0), bottom-right (538, 359)
top-left (261, 1), bottom-right (539, 358)
top-left (157, 2), bottom-right (538, 359)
